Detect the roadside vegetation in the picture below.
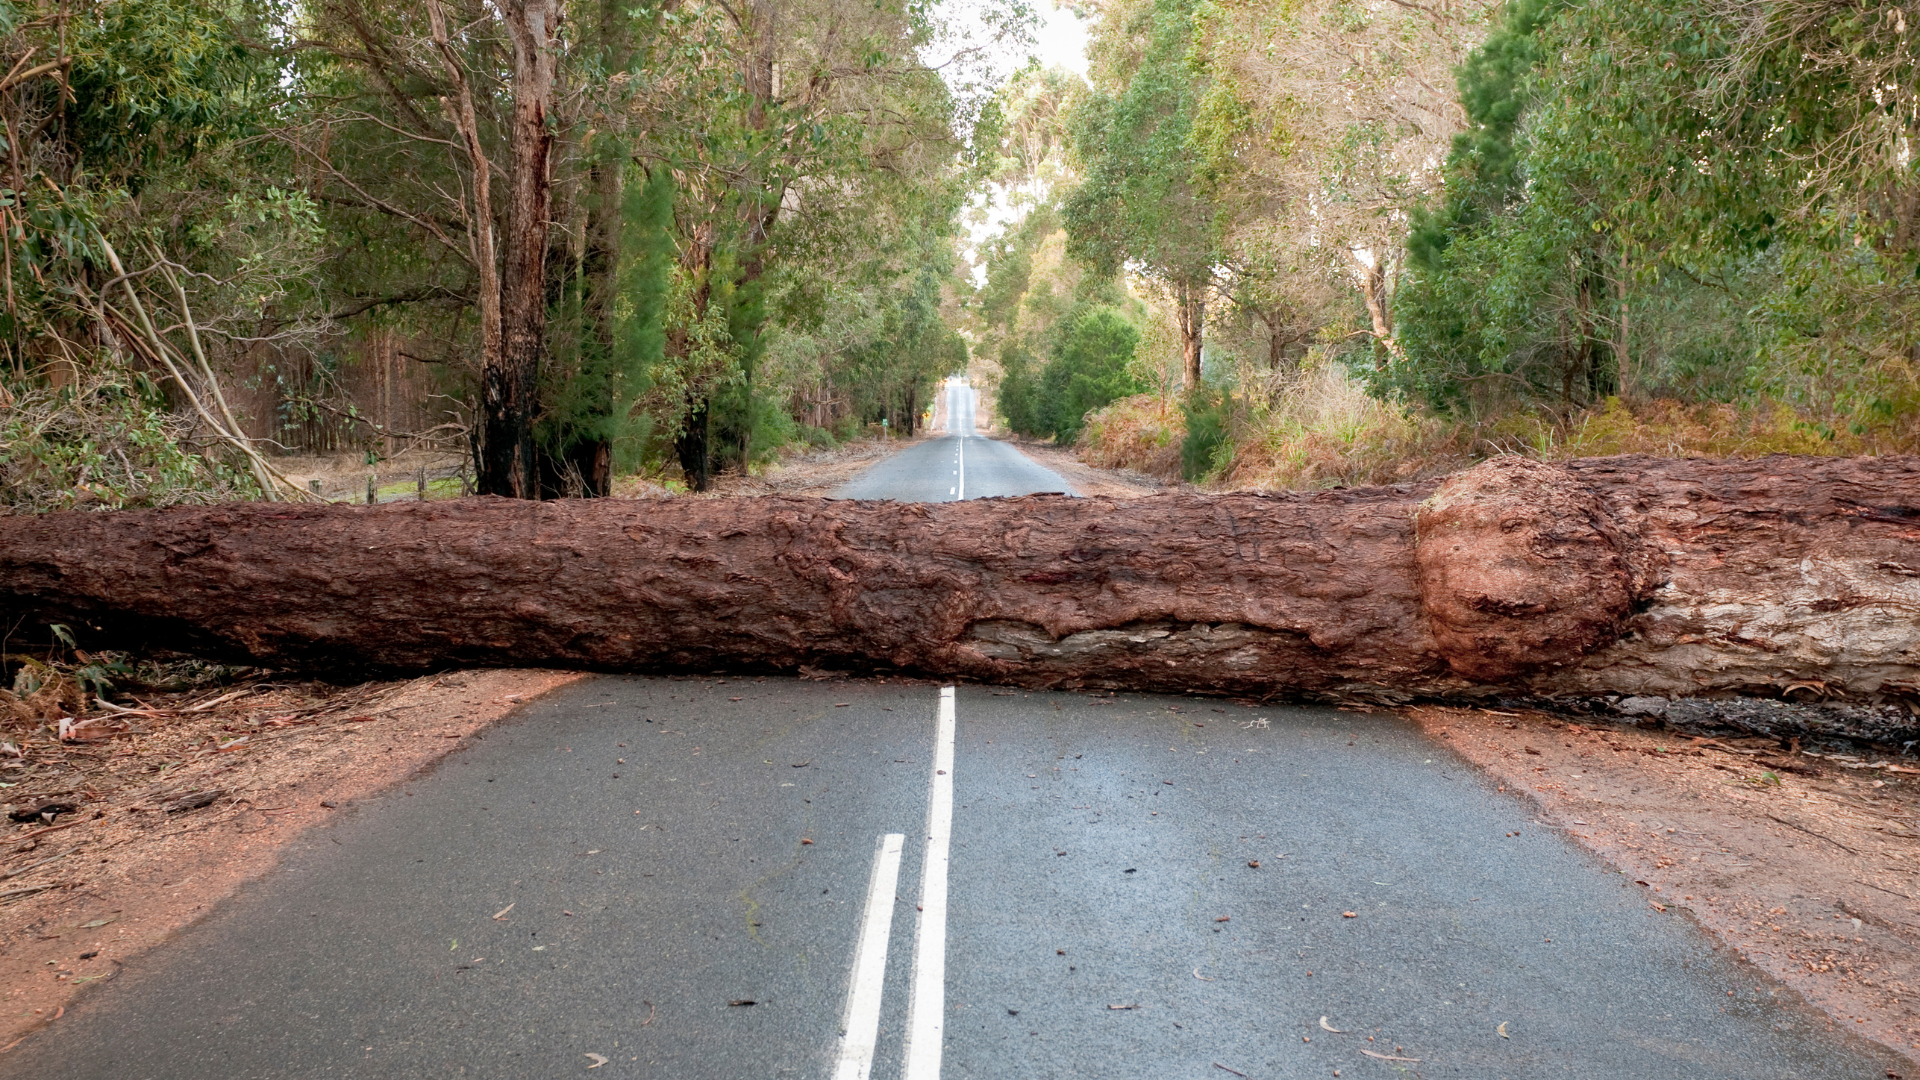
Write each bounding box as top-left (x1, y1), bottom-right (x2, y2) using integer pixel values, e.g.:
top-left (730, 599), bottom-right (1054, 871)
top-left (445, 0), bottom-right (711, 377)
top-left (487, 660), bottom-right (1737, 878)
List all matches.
top-left (0, 0), bottom-right (985, 511)
top-left (3, 0), bottom-right (1918, 508)
top-left (979, 0), bottom-right (1920, 488)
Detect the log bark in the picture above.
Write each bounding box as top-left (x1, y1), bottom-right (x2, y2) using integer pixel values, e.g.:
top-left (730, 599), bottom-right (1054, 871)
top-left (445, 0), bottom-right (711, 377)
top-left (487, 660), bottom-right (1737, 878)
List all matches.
top-left (3, 455), bottom-right (1919, 701)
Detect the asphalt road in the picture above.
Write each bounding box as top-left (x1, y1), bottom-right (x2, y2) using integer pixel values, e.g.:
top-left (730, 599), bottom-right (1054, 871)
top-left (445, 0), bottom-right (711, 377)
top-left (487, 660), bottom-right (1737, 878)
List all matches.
top-left (834, 379), bottom-right (1076, 501)
top-left (10, 391), bottom-right (1912, 1079)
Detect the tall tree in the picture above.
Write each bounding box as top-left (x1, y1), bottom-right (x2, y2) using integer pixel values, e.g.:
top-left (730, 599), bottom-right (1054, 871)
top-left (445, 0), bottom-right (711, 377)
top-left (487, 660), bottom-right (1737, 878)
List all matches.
top-left (1063, 0), bottom-right (1222, 390)
top-left (1184, 0), bottom-right (1490, 373)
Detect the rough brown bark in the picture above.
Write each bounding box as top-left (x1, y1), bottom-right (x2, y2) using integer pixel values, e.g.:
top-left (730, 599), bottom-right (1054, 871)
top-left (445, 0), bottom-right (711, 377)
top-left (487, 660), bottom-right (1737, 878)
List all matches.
top-left (3, 455), bottom-right (1918, 701)
top-left (425, 0), bottom-right (501, 385)
top-left (480, 0), bottom-right (563, 500)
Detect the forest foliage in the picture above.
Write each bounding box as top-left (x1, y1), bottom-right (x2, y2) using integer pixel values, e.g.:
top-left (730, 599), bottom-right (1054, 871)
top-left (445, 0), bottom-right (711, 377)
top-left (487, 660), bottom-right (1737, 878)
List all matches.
top-left (987, 0), bottom-right (1920, 486)
top-left (0, 0), bottom-right (991, 504)
top-left (2, 0), bottom-right (1918, 507)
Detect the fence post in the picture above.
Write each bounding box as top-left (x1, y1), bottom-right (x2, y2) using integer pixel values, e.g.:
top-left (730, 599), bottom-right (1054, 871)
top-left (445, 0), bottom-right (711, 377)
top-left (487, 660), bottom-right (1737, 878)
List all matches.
top-left (366, 474), bottom-right (376, 505)
top-left (308, 479), bottom-right (322, 496)
top-left (417, 467), bottom-right (427, 502)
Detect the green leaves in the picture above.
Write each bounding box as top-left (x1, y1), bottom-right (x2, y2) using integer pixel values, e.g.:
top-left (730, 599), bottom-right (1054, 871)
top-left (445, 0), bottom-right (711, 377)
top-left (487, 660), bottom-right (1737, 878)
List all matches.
top-left (1062, 0), bottom-right (1223, 291)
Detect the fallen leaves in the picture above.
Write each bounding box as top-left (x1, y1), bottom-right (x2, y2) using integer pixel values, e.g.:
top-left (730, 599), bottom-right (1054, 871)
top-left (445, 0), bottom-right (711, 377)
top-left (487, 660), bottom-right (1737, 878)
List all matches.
top-left (584, 1052), bottom-right (609, 1068)
top-left (491, 902), bottom-right (515, 920)
top-left (1319, 1016), bottom-right (1346, 1033)
top-left (1342, 911), bottom-right (1357, 919)
top-left (1498, 1021), bottom-right (1510, 1038)
top-left (1106, 1003), bottom-right (1139, 1010)
top-left (1360, 1049), bottom-right (1421, 1062)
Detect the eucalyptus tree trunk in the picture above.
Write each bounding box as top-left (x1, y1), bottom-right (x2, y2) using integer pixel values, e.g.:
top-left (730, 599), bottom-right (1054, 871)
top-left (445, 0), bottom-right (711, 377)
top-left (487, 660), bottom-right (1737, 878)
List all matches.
top-left (1175, 280), bottom-right (1205, 389)
top-left (480, 0), bottom-right (563, 499)
top-left (4, 456), bottom-right (1917, 705)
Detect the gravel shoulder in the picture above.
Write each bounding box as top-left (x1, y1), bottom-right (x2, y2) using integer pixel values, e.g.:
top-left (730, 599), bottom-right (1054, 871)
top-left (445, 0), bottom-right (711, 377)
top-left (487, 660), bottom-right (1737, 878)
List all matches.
top-left (999, 438), bottom-right (1168, 498)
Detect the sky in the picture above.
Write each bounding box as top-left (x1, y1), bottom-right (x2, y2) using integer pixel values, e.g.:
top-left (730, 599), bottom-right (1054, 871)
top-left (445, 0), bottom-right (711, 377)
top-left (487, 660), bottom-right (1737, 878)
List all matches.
top-left (935, 1), bottom-right (1091, 281)
top-left (1031, 3), bottom-right (1090, 76)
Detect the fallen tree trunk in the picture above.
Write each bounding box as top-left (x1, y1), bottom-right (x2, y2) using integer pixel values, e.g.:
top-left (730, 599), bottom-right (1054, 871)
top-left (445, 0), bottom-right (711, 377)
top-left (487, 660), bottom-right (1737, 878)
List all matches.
top-left (2, 455), bottom-right (1918, 701)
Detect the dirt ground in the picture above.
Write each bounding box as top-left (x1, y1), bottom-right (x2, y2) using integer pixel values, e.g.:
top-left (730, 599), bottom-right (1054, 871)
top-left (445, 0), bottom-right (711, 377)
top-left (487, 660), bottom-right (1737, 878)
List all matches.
top-left (5, 440), bottom-right (1918, 1066)
top-left (0, 667), bottom-right (581, 1049)
top-left (702, 438), bottom-right (903, 498)
top-left (1406, 704), bottom-right (1920, 1063)
top-left (1003, 439), bottom-right (1169, 498)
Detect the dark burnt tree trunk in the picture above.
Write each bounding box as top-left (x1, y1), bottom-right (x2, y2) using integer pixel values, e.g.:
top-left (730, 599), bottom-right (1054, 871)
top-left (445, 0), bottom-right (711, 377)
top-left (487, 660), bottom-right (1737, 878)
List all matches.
top-left (674, 394), bottom-right (711, 492)
top-left (480, 0), bottom-right (562, 500)
top-left (4, 456), bottom-right (1920, 702)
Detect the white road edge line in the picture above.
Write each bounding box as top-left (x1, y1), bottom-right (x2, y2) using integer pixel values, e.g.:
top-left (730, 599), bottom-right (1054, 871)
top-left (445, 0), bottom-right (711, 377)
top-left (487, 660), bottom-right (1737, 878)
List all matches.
top-left (904, 687), bottom-right (957, 1080)
top-left (832, 832), bottom-right (906, 1080)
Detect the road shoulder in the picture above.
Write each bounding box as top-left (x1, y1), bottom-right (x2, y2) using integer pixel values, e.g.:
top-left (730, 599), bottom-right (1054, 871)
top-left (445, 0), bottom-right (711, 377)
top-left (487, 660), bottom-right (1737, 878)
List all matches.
top-left (0, 668), bottom-right (583, 1050)
top-left (1406, 704), bottom-right (1920, 1064)
top-left (1000, 438), bottom-right (1167, 498)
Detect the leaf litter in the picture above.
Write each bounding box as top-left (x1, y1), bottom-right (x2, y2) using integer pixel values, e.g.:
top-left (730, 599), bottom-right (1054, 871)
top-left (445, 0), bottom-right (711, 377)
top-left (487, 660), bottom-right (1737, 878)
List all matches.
top-left (0, 661), bottom-right (583, 1047)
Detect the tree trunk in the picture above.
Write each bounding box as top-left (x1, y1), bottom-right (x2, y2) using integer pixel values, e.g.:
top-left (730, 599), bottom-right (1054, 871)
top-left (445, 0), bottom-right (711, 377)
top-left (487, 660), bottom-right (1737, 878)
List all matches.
top-left (5, 456), bottom-right (1919, 702)
top-left (1176, 280), bottom-right (1205, 390)
top-left (1616, 247), bottom-right (1633, 402)
top-left (481, 0), bottom-right (563, 500)
top-left (1356, 254), bottom-right (1402, 368)
top-left (426, 0), bottom-right (502, 393)
top-left (675, 394), bottom-right (711, 492)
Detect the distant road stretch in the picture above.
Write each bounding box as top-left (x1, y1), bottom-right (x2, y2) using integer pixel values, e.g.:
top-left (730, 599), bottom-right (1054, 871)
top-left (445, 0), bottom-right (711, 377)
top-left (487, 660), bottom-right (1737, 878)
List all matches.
top-left (834, 378), bottom-right (1075, 501)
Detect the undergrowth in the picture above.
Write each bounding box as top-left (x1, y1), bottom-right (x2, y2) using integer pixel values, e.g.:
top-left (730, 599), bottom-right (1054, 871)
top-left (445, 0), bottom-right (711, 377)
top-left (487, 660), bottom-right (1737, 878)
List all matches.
top-left (0, 373), bottom-right (261, 513)
top-left (1076, 364), bottom-right (1917, 491)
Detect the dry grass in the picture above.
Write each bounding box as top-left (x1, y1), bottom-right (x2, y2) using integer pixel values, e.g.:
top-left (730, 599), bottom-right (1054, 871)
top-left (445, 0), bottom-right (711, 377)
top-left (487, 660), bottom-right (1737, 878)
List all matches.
top-left (1077, 364), bottom-right (1920, 492)
top-left (1077, 394), bottom-right (1185, 479)
top-left (1220, 365), bottom-right (1473, 489)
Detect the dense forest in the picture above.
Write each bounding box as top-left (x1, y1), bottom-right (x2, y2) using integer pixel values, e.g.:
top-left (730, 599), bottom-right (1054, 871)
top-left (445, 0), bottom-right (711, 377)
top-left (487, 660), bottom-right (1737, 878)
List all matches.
top-left (1, 0), bottom-right (1916, 508)
top-left (988, 0), bottom-right (1920, 486)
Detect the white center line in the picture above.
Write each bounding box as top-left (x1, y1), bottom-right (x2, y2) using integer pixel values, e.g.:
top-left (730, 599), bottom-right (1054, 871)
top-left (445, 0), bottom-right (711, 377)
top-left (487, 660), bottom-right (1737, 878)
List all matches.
top-left (903, 687), bottom-right (956, 1080)
top-left (832, 833), bottom-right (906, 1080)
top-left (956, 440), bottom-right (965, 501)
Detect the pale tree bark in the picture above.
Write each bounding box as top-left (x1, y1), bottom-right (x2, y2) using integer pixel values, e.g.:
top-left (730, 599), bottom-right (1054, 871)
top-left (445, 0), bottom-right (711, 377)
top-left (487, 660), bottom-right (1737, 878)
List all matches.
top-left (5, 456), bottom-right (1919, 704)
top-left (1616, 247), bottom-right (1634, 401)
top-left (1353, 250), bottom-right (1405, 367)
top-left (1175, 280), bottom-right (1205, 390)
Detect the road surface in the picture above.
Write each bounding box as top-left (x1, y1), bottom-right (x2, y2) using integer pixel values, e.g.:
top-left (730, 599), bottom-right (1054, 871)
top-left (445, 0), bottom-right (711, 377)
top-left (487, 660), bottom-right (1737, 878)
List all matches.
top-left (835, 379), bottom-right (1075, 501)
top-left (6, 382), bottom-right (1909, 1079)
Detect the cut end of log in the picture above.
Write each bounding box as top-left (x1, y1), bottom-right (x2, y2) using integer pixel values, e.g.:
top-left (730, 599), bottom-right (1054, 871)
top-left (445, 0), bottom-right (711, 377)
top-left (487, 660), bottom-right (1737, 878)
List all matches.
top-left (1414, 457), bottom-right (1642, 682)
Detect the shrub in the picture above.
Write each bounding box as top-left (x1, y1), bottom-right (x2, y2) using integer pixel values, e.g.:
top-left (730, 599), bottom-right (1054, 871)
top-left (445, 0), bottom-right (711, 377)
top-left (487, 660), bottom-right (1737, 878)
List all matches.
top-left (1180, 387), bottom-right (1233, 482)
